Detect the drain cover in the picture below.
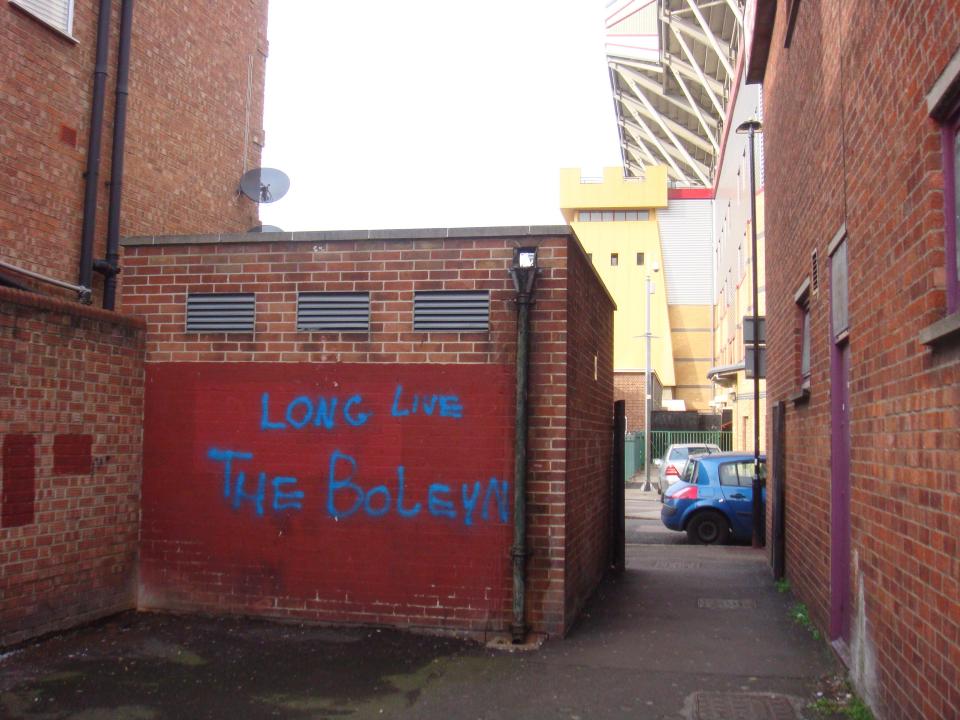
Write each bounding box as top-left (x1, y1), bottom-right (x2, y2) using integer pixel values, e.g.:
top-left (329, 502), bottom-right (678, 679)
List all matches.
top-left (697, 598), bottom-right (758, 609)
top-left (694, 692), bottom-right (798, 720)
top-left (653, 560), bottom-right (702, 569)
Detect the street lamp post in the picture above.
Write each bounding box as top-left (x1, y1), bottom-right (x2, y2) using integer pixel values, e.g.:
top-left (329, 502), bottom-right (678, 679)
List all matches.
top-left (736, 118), bottom-right (764, 548)
top-left (642, 263), bottom-right (659, 492)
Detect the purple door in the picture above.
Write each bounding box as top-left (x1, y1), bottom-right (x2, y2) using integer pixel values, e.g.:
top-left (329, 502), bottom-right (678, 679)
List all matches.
top-left (830, 340), bottom-right (851, 642)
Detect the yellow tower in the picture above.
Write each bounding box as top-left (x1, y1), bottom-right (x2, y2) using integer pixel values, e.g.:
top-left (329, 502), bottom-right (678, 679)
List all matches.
top-left (560, 166), bottom-right (714, 430)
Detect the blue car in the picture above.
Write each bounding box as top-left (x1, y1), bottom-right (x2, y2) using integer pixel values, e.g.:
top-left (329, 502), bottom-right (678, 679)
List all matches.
top-left (660, 452), bottom-right (767, 544)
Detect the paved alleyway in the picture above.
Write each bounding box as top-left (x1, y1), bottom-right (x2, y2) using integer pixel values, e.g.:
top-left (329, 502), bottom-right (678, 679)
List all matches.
top-left (0, 488), bottom-right (840, 719)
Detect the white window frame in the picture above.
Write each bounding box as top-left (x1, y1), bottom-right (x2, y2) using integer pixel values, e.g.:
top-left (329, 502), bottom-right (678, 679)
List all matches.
top-left (9, 0), bottom-right (77, 41)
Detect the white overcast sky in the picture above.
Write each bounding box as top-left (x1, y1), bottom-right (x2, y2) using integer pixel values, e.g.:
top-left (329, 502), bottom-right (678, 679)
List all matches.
top-left (258, 1), bottom-right (622, 232)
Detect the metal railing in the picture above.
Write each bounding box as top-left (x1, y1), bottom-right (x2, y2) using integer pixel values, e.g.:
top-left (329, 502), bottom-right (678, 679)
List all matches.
top-left (623, 430), bottom-right (733, 482)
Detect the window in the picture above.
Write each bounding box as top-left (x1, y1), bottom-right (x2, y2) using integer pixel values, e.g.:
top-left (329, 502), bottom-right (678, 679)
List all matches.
top-left (942, 106), bottom-right (960, 313)
top-left (801, 307), bottom-right (811, 385)
top-left (829, 232), bottom-right (849, 340)
top-left (794, 278), bottom-right (812, 388)
top-left (636, 252), bottom-right (645, 266)
top-left (576, 210), bottom-right (649, 222)
top-left (610, 253), bottom-right (619, 266)
top-left (720, 461), bottom-right (766, 487)
top-left (10, 0), bottom-right (75, 38)
top-left (951, 118), bottom-right (959, 309)
top-left (719, 463), bottom-right (740, 486)
top-left (927, 48), bottom-right (960, 314)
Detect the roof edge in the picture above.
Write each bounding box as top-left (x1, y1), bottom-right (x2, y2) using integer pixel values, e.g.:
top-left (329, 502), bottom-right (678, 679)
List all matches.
top-left (121, 225), bottom-right (574, 247)
top-left (745, 0), bottom-right (777, 84)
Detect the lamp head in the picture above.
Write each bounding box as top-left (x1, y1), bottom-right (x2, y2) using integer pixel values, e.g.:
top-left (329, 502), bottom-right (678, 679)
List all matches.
top-left (736, 118), bottom-right (763, 135)
top-left (509, 246), bottom-right (538, 294)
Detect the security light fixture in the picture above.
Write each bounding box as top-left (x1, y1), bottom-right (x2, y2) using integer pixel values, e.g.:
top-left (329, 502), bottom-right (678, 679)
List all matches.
top-left (510, 247), bottom-right (538, 294)
top-left (736, 119), bottom-right (763, 135)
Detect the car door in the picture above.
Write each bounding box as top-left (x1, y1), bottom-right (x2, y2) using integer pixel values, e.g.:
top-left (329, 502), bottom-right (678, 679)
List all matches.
top-left (717, 461), bottom-right (755, 537)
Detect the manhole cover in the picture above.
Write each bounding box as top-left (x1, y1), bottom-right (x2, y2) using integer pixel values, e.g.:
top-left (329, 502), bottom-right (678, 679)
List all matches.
top-left (697, 598), bottom-right (758, 609)
top-left (654, 560), bottom-right (702, 569)
top-left (694, 692), bottom-right (798, 720)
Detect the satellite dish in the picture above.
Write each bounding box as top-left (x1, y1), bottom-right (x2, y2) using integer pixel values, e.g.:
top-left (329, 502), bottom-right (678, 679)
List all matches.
top-left (247, 225), bottom-right (284, 233)
top-left (239, 167), bottom-right (290, 203)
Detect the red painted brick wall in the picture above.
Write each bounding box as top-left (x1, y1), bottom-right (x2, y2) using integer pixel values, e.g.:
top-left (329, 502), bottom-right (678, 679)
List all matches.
top-left (142, 363), bottom-right (514, 631)
top-left (121, 230), bottom-right (615, 637)
top-left (0, 288), bottom-right (145, 646)
top-left (760, 2), bottom-right (960, 717)
top-left (0, 0), bottom-right (265, 297)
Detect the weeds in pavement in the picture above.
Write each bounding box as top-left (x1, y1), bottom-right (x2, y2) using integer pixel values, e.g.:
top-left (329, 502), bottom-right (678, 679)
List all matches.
top-left (809, 678), bottom-right (875, 720)
top-left (775, 578), bottom-right (790, 593)
top-left (789, 602), bottom-right (821, 640)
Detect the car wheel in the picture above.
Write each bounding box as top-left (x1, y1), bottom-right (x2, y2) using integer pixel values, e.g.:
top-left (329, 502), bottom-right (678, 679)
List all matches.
top-left (686, 512), bottom-right (730, 545)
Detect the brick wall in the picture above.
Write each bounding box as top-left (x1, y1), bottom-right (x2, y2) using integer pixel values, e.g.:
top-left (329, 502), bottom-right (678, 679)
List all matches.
top-left (0, 288), bottom-right (145, 646)
top-left (0, 0), bottom-right (265, 296)
top-left (562, 239), bottom-right (615, 631)
top-left (760, 2), bottom-right (960, 718)
top-left (614, 372), bottom-right (663, 432)
top-left (120, 228), bottom-right (615, 637)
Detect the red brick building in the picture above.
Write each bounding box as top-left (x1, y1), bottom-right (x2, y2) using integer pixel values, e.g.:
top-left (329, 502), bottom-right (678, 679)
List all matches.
top-left (748, 2), bottom-right (960, 717)
top-left (120, 227), bottom-right (615, 638)
top-left (1, 0), bottom-right (267, 291)
top-left (1, 0), bottom-right (266, 644)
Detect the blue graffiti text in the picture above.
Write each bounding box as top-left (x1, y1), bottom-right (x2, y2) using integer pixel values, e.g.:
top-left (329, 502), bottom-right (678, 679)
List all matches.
top-left (390, 385), bottom-right (463, 419)
top-left (260, 392), bottom-right (372, 431)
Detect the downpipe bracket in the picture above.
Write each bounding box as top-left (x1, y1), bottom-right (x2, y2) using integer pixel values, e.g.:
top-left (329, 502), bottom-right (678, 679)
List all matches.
top-left (92, 259), bottom-right (121, 277)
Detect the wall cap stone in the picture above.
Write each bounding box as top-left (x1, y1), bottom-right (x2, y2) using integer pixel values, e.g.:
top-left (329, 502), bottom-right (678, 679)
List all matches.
top-left (0, 286), bottom-right (146, 330)
top-left (919, 310), bottom-right (960, 347)
top-left (122, 226), bottom-right (574, 247)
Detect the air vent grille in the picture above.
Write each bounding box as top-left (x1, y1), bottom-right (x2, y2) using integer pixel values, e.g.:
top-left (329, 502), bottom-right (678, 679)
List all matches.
top-left (297, 292), bottom-right (370, 332)
top-left (414, 291), bottom-right (490, 331)
top-left (186, 293), bottom-right (255, 333)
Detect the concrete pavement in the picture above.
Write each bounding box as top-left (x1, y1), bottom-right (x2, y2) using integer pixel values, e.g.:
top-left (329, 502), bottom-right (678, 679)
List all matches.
top-left (0, 489), bottom-right (842, 719)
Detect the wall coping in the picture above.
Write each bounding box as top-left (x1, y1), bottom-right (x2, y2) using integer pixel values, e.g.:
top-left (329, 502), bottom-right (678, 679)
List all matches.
top-left (122, 226), bottom-right (574, 247)
top-left (0, 286), bottom-right (146, 330)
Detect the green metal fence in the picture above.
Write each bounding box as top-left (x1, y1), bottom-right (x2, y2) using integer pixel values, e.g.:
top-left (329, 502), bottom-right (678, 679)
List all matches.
top-left (624, 430), bottom-right (733, 482)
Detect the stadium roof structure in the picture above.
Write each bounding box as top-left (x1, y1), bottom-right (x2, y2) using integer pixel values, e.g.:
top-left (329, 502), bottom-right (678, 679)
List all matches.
top-left (606, 0), bottom-right (747, 187)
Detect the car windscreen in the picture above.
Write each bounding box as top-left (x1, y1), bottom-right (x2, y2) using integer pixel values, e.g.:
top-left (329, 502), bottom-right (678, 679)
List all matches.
top-left (682, 459), bottom-right (698, 483)
top-left (669, 448), bottom-right (689, 460)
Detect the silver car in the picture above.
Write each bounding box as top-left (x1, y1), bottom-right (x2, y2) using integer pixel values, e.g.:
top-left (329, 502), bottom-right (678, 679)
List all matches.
top-left (654, 443), bottom-right (722, 494)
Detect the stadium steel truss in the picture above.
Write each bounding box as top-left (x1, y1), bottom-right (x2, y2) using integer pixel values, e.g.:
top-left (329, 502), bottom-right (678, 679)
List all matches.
top-left (606, 0), bottom-right (746, 187)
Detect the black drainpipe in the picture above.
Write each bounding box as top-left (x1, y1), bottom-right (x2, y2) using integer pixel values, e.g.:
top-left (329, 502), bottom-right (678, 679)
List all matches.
top-left (95, 0), bottom-right (134, 310)
top-left (508, 247), bottom-right (538, 644)
top-left (78, 0), bottom-right (113, 292)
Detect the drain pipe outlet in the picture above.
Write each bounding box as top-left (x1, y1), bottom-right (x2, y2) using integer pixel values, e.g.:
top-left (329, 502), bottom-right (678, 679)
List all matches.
top-left (508, 246), bottom-right (538, 644)
top-left (79, 0), bottom-right (113, 292)
top-left (98, 0), bottom-right (135, 311)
